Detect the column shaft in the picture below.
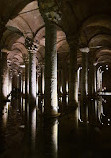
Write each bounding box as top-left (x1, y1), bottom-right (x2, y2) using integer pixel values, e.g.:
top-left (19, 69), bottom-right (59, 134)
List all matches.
top-left (44, 21), bottom-right (58, 116)
top-left (0, 52), bottom-right (8, 101)
top-left (29, 51), bottom-right (36, 104)
top-left (25, 61), bottom-right (29, 96)
top-left (41, 65), bottom-right (45, 95)
top-left (68, 38), bottom-right (78, 107)
top-left (81, 52), bottom-right (88, 100)
top-left (88, 52), bottom-right (95, 97)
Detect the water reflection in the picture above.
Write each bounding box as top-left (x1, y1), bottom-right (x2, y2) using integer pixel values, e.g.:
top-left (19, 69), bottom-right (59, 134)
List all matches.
top-left (2, 102), bottom-right (9, 127)
top-left (31, 107), bottom-right (37, 149)
top-left (1, 95), bottom-right (111, 157)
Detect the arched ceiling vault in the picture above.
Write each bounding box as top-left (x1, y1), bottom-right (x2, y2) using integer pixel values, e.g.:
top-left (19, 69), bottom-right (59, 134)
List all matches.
top-left (1, 0), bottom-right (111, 73)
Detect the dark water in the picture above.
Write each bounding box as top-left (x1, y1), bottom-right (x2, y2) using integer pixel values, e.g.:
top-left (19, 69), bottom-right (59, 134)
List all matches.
top-left (0, 95), bottom-right (111, 158)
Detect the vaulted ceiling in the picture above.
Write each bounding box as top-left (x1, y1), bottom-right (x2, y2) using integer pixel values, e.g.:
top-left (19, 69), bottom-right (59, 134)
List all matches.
top-left (1, 0), bottom-right (111, 74)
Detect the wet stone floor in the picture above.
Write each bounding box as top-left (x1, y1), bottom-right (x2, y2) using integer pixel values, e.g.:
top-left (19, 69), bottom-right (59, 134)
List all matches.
top-left (0, 95), bottom-right (111, 158)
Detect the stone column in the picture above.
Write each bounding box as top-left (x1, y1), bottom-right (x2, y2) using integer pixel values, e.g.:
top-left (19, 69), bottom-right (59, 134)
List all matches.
top-left (21, 74), bottom-right (23, 94)
top-left (97, 67), bottom-right (103, 93)
top-left (28, 51), bottom-right (36, 105)
top-left (18, 74), bottom-right (21, 91)
top-left (44, 20), bottom-right (59, 116)
top-left (67, 36), bottom-right (78, 107)
top-left (81, 52), bottom-right (88, 101)
top-left (24, 59), bottom-right (29, 97)
top-left (88, 52), bottom-right (95, 97)
top-left (78, 67), bottom-right (82, 95)
top-left (0, 52), bottom-right (8, 102)
top-left (97, 67), bottom-right (100, 92)
top-left (36, 73), bottom-right (39, 95)
top-left (38, 75), bottom-right (41, 95)
top-left (41, 65), bottom-right (45, 95)
top-left (94, 65), bottom-right (97, 94)
top-left (58, 69), bottom-right (62, 96)
top-left (100, 71), bottom-right (103, 92)
top-left (12, 74), bottom-right (18, 90)
top-left (7, 69), bottom-right (12, 96)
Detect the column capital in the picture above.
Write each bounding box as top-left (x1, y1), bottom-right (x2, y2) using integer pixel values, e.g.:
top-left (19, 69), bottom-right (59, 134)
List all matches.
top-left (79, 47), bottom-right (89, 53)
top-left (24, 57), bottom-right (29, 63)
top-left (38, 0), bottom-right (61, 23)
top-left (28, 50), bottom-right (37, 54)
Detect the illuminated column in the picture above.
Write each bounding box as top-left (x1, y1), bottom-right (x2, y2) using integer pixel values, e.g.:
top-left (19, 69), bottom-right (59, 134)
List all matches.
top-left (23, 74), bottom-right (25, 94)
top-left (36, 74), bottom-right (39, 95)
top-left (41, 65), bottom-right (45, 95)
top-left (68, 36), bottom-right (78, 107)
top-left (88, 52), bottom-right (95, 97)
top-left (0, 52), bottom-right (8, 101)
top-left (94, 66), bottom-right (97, 93)
top-left (36, 64), bottom-right (41, 95)
top-left (100, 71), bottom-right (103, 92)
top-left (58, 69), bottom-right (62, 95)
top-left (18, 74), bottom-right (21, 91)
top-left (29, 51), bottom-right (36, 104)
top-left (21, 73), bottom-right (25, 94)
top-left (81, 52), bottom-right (88, 100)
top-left (97, 66), bottom-right (102, 92)
top-left (97, 67), bottom-right (100, 92)
top-left (21, 74), bottom-right (23, 93)
top-left (78, 67), bottom-right (81, 94)
top-left (24, 59), bottom-right (29, 96)
top-left (7, 69), bottom-right (12, 95)
top-left (38, 75), bottom-right (41, 95)
top-left (44, 20), bottom-right (59, 116)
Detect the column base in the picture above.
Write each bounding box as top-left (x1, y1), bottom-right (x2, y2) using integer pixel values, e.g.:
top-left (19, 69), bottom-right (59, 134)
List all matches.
top-left (42, 110), bottom-right (61, 119)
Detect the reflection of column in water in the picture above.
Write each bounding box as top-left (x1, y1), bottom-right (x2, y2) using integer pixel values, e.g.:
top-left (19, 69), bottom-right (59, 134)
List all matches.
top-left (77, 68), bottom-right (80, 94)
top-left (3, 71), bottom-right (9, 98)
top-left (21, 97), bottom-right (23, 110)
top-left (97, 97), bottom-right (103, 120)
top-left (36, 119), bottom-right (58, 158)
top-left (66, 95), bottom-right (68, 105)
top-left (42, 98), bottom-right (44, 113)
top-left (36, 96), bottom-right (38, 109)
top-left (2, 102), bottom-right (9, 127)
top-left (21, 97), bottom-right (25, 118)
top-left (41, 66), bottom-right (45, 95)
top-left (58, 96), bottom-right (62, 103)
top-left (66, 81), bottom-right (68, 93)
top-left (75, 107), bottom-right (78, 128)
top-left (78, 101), bottom-right (81, 121)
top-left (95, 100), bottom-right (98, 120)
top-left (36, 76), bottom-right (38, 95)
top-left (79, 101), bottom-right (88, 123)
top-left (7, 71), bottom-right (11, 95)
top-left (43, 119), bottom-right (58, 158)
top-left (27, 102), bottom-right (29, 122)
top-left (52, 120), bottom-right (58, 157)
top-left (31, 107), bottom-right (37, 150)
top-left (60, 86), bottom-right (63, 94)
top-left (23, 99), bottom-right (25, 112)
top-left (24, 98), bottom-right (28, 127)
